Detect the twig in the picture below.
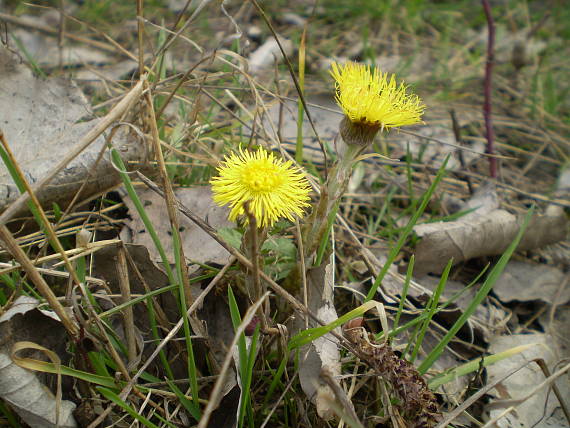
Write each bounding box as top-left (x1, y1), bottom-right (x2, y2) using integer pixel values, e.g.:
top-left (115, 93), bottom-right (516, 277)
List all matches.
top-left (482, 0), bottom-right (497, 178)
top-left (116, 247), bottom-right (137, 368)
top-left (435, 361), bottom-right (531, 427)
top-left (136, 0), bottom-right (144, 78)
top-left (0, 224), bottom-right (78, 337)
top-left (449, 109), bottom-right (474, 194)
top-left (533, 359), bottom-right (570, 424)
top-left (320, 367), bottom-right (364, 428)
top-left (467, 360), bottom-right (570, 428)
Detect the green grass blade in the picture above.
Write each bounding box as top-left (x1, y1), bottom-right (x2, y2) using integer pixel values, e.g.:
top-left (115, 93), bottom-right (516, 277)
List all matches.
top-left (110, 148), bottom-right (175, 283)
top-left (171, 225), bottom-right (200, 409)
top-left (228, 286), bottom-right (251, 428)
top-left (110, 147), bottom-right (176, 379)
top-left (263, 354), bottom-right (288, 410)
top-left (365, 155), bottom-right (449, 301)
top-left (410, 259), bottom-right (452, 363)
top-left (428, 343), bottom-right (539, 389)
top-left (289, 301), bottom-right (377, 349)
top-left (239, 323), bottom-right (260, 428)
top-left (97, 387), bottom-right (160, 428)
top-left (393, 255), bottom-right (414, 332)
top-left (418, 206), bottom-right (535, 374)
top-left (165, 379), bottom-right (201, 421)
top-left (0, 400), bottom-right (23, 427)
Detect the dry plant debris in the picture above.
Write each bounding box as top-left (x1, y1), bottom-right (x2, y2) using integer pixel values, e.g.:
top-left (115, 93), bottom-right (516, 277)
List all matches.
top-left (0, 1), bottom-right (569, 428)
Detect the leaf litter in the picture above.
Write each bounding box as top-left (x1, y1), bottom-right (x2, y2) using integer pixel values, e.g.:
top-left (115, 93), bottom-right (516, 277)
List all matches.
top-left (0, 2), bottom-right (569, 428)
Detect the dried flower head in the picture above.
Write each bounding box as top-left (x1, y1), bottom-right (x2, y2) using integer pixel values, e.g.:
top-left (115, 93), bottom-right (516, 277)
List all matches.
top-left (331, 61), bottom-right (425, 145)
top-left (210, 148), bottom-right (311, 228)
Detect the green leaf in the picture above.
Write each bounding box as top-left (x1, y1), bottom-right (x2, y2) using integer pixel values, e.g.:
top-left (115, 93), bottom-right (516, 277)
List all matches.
top-left (219, 227), bottom-right (243, 249)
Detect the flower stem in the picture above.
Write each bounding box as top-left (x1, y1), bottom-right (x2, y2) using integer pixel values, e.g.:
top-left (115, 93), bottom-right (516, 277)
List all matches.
top-left (303, 142), bottom-right (365, 257)
top-left (243, 205), bottom-right (269, 329)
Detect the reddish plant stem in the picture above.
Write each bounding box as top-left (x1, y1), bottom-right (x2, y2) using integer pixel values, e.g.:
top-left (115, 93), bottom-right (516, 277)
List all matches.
top-left (482, 0), bottom-right (497, 178)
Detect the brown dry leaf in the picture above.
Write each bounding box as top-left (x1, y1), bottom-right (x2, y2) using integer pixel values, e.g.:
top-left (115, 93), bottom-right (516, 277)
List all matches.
top-left (0, 46), bottom-right (145, 215)
top-left (120, 186), bottom-right (233, 268)
top-left (91, 243), bottom-right (183, 324)
top-left (484, 334), bottom-right (570, 428)
top-left (413, 206), bottom-right (567, 275)
top-left (493, 261), bottom-right (570, 305)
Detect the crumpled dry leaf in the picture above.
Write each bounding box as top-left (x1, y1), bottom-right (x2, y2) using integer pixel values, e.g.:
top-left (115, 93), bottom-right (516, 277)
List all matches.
top-left (414, 205), bottom-right (567, 275)
top-left (120, 186), bottom-right (233, 268)
top-left (297, 254), bottom-right (341, 421)
top-left (493, 261), bottom-right (570, 305)
top-left (0, 296), bottom-right (77, 428)
top-left (0, 46), bottom-right (145, 215)
top-left (484, 334), bottom-right (570, 428)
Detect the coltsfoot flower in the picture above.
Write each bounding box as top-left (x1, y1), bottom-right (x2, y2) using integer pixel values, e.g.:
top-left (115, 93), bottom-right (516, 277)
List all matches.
top-left (210, 148), bottom-right (311, 228)
top-left (330, 61), bottom-right (425, 145)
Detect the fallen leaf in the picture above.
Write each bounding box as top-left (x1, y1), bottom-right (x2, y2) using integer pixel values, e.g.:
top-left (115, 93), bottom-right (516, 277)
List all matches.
top-left (0, 296), bottom-right (77, 428)
top-left (0, 46), bottom-right (145, 215)
top-left (484, 334), bottom-right (570, 428)
top-left (414, 207), bottom-right (567, 275)
top-left (120, 186), bottom-right (233, 268)
top-left (493, 261), bottom-right (570, 305)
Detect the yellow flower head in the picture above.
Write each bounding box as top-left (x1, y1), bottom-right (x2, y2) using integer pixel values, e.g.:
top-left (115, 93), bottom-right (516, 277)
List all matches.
top-left (210, 148), bottom-right (311, 228)
top-left (330, 61), bottom-right (425, 130)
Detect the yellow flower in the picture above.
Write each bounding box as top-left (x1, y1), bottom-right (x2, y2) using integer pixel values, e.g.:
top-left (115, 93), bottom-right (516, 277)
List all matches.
top-left (210, 148), bottom-right (311, 228)
top-left (330, 61), bottom-right (425, 130)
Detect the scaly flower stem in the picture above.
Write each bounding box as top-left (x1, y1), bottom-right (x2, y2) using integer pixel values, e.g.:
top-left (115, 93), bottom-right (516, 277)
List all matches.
top-left (242, 206), bottom-right (269, 328)
top-left (482, 0), bottom-right (497, 178)
top-left (303, 143), bottom-right (365, 257)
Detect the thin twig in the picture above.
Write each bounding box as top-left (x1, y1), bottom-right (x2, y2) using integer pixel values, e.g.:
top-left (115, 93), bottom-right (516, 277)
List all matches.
top-left (482, 0), bottom-right (497, 178)
top-left (136, 0), bottom-right (145, 78)
top-left (435, 361), bottom-right (531, 427)
top-left (0, 224), bottom-right (78, 336)
top-left (295, 221), bottom-right (309, 329)
top-left (450, 109), bottom-right (474, 194)
top-left (533, 359), bottom-right (570, 424)
top-left (116, 246), bottom-right (137, 368)
top-left (320, 367), bottom-right (364, 428)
